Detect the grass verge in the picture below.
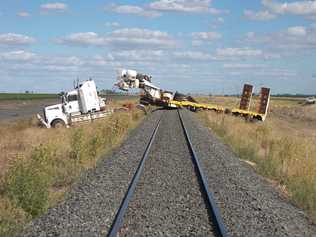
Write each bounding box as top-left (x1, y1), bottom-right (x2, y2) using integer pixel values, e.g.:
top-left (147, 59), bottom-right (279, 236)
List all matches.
top-left (0, 109), bottom-right (144, 236)
top-left (198, 111), bottom-right (316, 221)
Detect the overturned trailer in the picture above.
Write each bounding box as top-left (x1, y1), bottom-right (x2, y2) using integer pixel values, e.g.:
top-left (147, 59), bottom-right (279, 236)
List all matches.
top-left (231, 85), bottom-right (271, 121)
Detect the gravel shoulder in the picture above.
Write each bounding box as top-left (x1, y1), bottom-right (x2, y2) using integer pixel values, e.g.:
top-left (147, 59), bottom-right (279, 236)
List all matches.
top-left (22, 110), bottom-right (163, 237)
top-left (181, 110), bottom-right (316, 237)
top-left (120, 110), bottom-right (214, 236)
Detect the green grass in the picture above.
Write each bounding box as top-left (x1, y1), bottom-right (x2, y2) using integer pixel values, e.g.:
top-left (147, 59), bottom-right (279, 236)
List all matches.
top-left (0, 93), bottom-right (58, 101)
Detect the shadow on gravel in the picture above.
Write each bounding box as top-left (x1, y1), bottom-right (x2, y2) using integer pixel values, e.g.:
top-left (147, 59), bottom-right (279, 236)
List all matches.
top-left (151, 107), bottom-right (178, 113)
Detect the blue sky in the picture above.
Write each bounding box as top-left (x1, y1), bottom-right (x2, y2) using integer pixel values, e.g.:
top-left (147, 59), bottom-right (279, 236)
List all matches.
top-left (0, 0), bottom-right (316, 94)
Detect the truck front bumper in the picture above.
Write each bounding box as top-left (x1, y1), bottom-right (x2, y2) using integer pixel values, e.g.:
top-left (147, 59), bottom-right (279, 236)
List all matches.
top-left (37, 114), bottom-right (50, 128)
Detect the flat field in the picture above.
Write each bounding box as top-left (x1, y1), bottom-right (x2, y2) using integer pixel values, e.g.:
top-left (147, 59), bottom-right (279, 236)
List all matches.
top-left (0, 93), bottom-right (58, 101)
top-left (0, 99), bottom-right (58, 121)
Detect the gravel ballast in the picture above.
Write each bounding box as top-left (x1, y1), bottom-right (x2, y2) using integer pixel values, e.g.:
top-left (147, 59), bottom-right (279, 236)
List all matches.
top-left (22, 110), bottom-right (163, 237)
top-left (181, 110), bottom-right (316, 237)
top-left (120, 110), bottom-right (214, 236)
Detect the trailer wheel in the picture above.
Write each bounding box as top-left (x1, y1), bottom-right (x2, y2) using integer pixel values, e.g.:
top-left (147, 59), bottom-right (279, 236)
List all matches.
top-left (190, 106), bottom-right (197, 112)
top-left (51, 119), bottom-right (66, 128)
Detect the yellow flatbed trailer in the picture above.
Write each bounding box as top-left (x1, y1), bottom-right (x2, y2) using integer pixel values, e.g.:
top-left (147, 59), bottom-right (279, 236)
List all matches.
top-left (231, 108), bottom-right (267, 121)
top-left (168, 85), bottom-right (270, 122)
top-left (168, 101), bottom-right (267, 121)
top-left (169, 100), bottom-right (225, 112)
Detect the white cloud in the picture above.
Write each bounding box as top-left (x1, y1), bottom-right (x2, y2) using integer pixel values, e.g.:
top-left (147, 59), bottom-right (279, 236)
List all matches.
top-left (113, 50), bottom-right (165, 61)
top-left (244, 10), bottom-right (276, 21)
top-left (208, 8), bottom-right (229, 15)
top-left (58, 32), bottom-right (105, 46)
top-left (17, 11), bottom-right (30, 17)
top-left (223, 63), bottom-right (267, 69)
top-left (173, 51), bottom-right (213, 61)
top-left (215, 17), bottom-right (224, 23)
top-left (262, 0), bottom-right (316, 15)
top-left (0, 51), bottom-right (118, 74)
top-left (149, 0), bottom-right (228, 15)
top-left (306, 15), bottom-right (316, 21)
top-left (218, 45), bottom-right (281, 60)
top-left (244, 26), bottom-right (316, 52)
top-left (0, 50), bottom-right (37, 61)
top-left (58, 28), bottom-right (177, 49)
top-left (44, 56), bottom-right (84, 66)
top-left (252, 68), bottom-right (297, 77)
top-left (41, 2), bottom-right (68, 11)
top-left (0, 51), bottom-right (88, 68)
top-left (111, 28), bottom-right (168, 38)
top-left (87, 55), bottom-right (110, 66)
top-left (111, 4), bottom-right (161, 18)
top-left (192, 31), bottom-right (222, 40)
top-left (210, 17), bottom-right (225, 29)
top-left (111, 28), bottom-right (177, 48)
top-left (192, 31), bottom-right (222, 46)
top-left (216, 48), bottom-right (263, 57)
top-left (0, 33), bottom-right (36, 46)
top-left (246, 32), bottom-right (256, 39)
top-left (105, 22), bottom-right (120, 28)
top-left (287, 26), bottom-right (306, 36)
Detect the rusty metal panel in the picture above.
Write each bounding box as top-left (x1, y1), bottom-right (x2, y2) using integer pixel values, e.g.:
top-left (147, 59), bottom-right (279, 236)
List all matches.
top-left (256, 87), bottom-right (270, 115)
top-left (239, 84), bottom-right (253, 110)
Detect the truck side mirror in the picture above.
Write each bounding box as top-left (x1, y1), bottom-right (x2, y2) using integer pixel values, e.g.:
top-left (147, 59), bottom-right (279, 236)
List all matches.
top-left (62, 95), bottom-right (67, 104)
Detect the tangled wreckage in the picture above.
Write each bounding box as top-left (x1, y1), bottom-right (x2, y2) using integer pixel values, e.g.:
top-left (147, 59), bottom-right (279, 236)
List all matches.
top-left (116, 69), bottom-right (270, 121)
top-left (37, 69), bottom-right (271, 128)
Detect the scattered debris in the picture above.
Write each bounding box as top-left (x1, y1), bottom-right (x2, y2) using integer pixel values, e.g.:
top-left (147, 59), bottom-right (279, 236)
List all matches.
top-left (304, 97), bottom-right (316, 105)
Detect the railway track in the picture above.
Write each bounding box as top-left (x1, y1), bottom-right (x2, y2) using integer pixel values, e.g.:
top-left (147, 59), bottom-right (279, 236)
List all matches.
top-left (108, 109), bottom-right (229, 237)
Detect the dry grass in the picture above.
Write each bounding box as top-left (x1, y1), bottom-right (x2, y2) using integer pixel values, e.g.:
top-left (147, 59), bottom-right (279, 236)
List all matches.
top-left (198, 96), bottom-right (316, 221)
top-left (0, 106), bottom-right (144, 236)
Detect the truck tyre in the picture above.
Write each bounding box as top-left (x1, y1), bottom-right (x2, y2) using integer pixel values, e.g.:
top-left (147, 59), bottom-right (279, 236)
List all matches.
top-left (51, 119), bottom-right (66, 128)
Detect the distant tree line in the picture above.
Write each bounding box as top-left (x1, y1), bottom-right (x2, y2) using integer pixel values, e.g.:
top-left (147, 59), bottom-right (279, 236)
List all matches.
top-left (99, 89), bottom-right (138, 96)
top-left (209, 93), bottom-right (316, 98)
top-left (271, 93), bottom-right (316, 98)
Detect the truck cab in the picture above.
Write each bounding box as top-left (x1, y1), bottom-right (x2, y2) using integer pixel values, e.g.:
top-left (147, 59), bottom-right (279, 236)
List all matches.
top-left (62, 90), bottom-right (80, 115)
top-left (37, 79), bottom-right (110, 128)
top-left (41, 103), bottom-right (68, 128)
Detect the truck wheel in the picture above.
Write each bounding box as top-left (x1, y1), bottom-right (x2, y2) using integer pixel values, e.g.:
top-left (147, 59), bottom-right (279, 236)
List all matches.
top-left (51, 119), bottom-right (66, 128)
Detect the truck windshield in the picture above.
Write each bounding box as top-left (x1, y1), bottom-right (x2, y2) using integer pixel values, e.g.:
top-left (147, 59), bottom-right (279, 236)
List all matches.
top-left (67, 95), bottom-right (78, 102)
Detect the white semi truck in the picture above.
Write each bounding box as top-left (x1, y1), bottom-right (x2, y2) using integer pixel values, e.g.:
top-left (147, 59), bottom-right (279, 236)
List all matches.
top-left (37, 79), bottom-right (112, 128)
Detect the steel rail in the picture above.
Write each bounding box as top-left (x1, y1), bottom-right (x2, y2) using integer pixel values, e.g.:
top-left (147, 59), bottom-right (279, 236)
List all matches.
top-left (178, 109), bottom-right (230, 237)
top-left (107, 115), bottom-right (162, 237)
